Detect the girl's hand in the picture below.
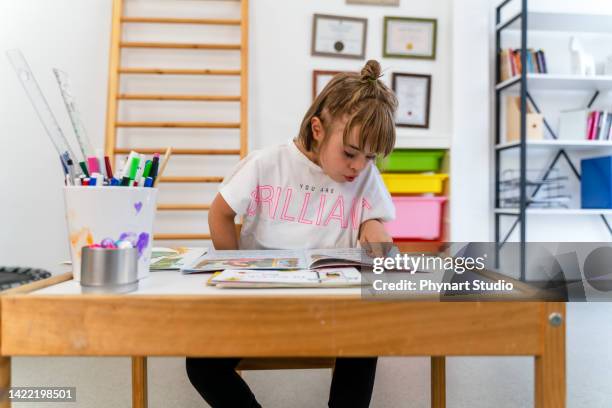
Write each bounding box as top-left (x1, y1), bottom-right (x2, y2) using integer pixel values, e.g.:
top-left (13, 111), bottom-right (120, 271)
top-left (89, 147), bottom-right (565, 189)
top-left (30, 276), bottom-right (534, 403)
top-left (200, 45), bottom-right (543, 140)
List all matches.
top-left (359, 219), bottom-right (392, 257)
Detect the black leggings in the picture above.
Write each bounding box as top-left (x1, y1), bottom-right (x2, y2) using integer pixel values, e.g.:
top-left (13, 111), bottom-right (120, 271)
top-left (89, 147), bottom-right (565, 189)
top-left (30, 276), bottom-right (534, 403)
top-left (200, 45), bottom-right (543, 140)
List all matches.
top-left (186, 357), bottom-right (377, 408)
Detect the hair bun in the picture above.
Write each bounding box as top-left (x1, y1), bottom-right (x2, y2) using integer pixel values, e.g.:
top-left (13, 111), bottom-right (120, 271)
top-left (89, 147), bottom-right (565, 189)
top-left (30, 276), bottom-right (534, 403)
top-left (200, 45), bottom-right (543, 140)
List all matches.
top-left (360, 60), bottom-right (382, 81)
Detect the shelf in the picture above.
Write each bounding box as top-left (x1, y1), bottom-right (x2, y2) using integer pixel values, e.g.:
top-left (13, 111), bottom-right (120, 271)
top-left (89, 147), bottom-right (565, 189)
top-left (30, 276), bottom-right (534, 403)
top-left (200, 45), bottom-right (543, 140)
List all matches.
top-left (497, 11), bottom-right (612, 33)
top-left (496, 140), bottom-right (612, 150)
top-left (495, 208), bottom-right (612, 215)
top-left (496, 74), bottom-right (612, 91)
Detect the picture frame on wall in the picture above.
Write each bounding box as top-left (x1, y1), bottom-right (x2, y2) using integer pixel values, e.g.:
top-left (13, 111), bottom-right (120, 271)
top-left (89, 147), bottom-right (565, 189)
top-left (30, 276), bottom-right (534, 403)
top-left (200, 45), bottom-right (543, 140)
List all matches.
top-left (383, 17), bottom-right (437, 59)
top-left (311, 14), bottom-right (368, 59)
top-left (392, 73), bottom-right (431, 128)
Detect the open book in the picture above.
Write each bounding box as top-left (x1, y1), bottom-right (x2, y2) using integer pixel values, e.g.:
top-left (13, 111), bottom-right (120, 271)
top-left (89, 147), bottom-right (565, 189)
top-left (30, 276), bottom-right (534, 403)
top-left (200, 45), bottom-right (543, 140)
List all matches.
top-left (209, 267), bottom-right (362, 288)
top-left (150, 247), bottom-right (207, 271)
top-left (181, 248), bottom-right (376, 274)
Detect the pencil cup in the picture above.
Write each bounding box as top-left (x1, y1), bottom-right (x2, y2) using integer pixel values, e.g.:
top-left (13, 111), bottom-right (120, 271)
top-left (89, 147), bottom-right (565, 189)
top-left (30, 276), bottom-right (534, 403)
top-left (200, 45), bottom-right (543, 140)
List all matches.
top-left (63, 186), bottom-right (158, 281)
top-left (80, 247), bottom-right (138, 293)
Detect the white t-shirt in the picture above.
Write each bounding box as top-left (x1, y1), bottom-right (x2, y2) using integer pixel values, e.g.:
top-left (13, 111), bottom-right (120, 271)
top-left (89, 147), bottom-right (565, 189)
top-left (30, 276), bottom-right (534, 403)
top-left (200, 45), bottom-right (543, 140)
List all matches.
top-left (219, 140), bottom-right (395, 250)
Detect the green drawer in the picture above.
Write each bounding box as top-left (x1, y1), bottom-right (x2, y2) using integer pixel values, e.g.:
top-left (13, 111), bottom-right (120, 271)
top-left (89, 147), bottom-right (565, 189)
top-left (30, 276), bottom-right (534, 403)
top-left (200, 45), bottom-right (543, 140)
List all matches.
top-left (377, 150), bottom-right (445, 172)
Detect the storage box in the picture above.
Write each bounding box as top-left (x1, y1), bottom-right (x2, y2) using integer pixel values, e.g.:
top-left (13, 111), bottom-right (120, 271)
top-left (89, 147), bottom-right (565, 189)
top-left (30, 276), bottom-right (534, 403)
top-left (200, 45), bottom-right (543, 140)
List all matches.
top-left (581, 156), bottom-right (612, 208)
top-left (377, 150), bottom-right (445, 172)
top-left (382, 173), bottom-right (448, 194)
top-left (385, 197), bottom-right (447, 240)
top-left (506, 96), bottom-right (543, 142)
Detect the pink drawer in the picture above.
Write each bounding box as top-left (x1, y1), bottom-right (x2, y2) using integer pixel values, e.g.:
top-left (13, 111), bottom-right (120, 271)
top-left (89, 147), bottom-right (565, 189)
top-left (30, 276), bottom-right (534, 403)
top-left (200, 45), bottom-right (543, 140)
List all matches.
top-left (386, 197), bottom-right (447, 240)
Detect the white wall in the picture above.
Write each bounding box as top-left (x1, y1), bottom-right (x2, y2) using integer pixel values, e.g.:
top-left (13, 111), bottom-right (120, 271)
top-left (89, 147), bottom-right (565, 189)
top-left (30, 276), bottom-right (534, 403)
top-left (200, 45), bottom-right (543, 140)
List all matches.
top-left (2, 0), bottom-right (612, 407)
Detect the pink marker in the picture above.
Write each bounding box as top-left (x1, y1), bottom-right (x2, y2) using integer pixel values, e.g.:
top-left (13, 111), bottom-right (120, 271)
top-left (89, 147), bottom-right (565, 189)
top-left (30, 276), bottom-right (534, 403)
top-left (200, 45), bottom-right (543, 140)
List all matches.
top-left (87, 156), bottom-right (100, 174)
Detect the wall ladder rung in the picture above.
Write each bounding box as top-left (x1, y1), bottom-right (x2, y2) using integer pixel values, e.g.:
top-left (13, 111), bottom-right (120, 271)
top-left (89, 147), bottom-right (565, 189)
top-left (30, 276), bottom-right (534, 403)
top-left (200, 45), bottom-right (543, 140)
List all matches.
top-left (157, 204), bottom-right (211, 211)
top-left (115, 122), bottom-right (241, 129)
top-left (118, 68), bottom-right (241, 76)
top-left (118, 94), bottom-right (240, 102)
top-left (115, 148), bottom-right (240, 155)
top-left (159, 176), bottom-right (224, 183)
top-left (120, 42), bottom-right (241, 50)
top-left (121, 17), bottom-right (241, 25)
top-left (154, 233), bottom-right (211, 240)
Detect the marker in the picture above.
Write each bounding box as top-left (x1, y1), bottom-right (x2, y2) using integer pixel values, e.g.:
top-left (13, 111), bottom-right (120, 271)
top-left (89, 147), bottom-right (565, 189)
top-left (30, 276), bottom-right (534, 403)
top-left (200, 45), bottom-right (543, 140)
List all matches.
top-left (79, 161), bottom-right (89, 177)
top-left (134, 154), bottom-right (145, 182)
top-left (121, 176), bottom-right (130, 186)
top-left (104, 156), bottom-right (114, 179)
top-left (82, 178), bottom-right (90, 186)
top-left (153, 147), bottom-right (172, 187)
top-left (129, 156), bottom-right (140, 181)
top-left (144, 176), bottom-right (153, 187)
top-left (65, 174), bottom-right (72, 186)
top-left (150, 153), bottom-right (160, 180)
top-left (143, 160), bottom-right (152, 178)
top-left (118, 151), bottom-right (137, 179)
top-left (87, 156), bottom-right (100, 174)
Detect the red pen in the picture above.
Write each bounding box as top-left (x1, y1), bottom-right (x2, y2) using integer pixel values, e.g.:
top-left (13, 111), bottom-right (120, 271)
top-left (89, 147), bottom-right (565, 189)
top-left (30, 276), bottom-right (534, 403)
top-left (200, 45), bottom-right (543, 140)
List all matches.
top-left (104, 156), bottom-right (114, 179)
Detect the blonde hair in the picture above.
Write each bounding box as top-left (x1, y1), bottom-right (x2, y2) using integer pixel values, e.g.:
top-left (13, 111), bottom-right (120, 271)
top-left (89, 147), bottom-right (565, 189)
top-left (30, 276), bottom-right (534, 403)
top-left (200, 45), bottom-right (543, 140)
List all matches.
top-left (298, 60), bottom-right (397, 157)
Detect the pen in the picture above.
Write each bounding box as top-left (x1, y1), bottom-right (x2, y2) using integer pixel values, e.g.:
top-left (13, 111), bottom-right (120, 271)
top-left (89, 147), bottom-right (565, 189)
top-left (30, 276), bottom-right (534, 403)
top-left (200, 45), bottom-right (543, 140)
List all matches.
top-left (104, 156), bottom-right (114, 179)
top-left (66, 158), bottom-right (76, 182)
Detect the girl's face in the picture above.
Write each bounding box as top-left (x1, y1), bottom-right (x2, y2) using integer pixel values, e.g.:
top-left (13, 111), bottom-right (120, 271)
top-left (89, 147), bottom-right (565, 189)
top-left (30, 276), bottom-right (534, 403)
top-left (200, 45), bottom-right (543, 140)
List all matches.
top-left (312, 115), bottom-right (376, 183)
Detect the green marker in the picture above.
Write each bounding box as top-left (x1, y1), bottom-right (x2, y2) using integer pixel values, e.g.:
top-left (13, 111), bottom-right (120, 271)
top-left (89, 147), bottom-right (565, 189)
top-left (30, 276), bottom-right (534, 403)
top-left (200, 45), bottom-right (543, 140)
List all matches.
top-left (129, 156), bottom-right (140, 181)
top-left (79, 161), bottom-right (89, 177)
top-left (143, 160), bottom-right (152, 178)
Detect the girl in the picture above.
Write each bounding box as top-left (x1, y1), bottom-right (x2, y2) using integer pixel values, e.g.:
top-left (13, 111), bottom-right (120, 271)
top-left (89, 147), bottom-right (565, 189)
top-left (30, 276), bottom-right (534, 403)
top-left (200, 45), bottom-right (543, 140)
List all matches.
top-left (186, 59), bottom-right (398, 408)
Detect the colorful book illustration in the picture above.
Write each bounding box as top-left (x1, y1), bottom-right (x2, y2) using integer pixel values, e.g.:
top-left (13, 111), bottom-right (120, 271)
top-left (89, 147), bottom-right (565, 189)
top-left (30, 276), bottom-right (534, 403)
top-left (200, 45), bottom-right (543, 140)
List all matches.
top-left (208, 267), bottom-right (363, 288)
top-left (181, 248), bottom-right (377, 274)
top-left (150, 247), bottom-right (207, 271)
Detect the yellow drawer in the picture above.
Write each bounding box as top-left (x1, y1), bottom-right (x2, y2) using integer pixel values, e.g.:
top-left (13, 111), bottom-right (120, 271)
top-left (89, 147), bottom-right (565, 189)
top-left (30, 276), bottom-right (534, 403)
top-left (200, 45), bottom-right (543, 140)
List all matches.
top-left (382, 173), bottom-right (448, 194)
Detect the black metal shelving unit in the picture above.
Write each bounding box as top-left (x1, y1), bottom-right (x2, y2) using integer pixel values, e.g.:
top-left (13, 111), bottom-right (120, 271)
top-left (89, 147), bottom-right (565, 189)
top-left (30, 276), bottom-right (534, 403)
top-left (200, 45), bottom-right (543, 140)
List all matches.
top-left (494, 0), bottom-right (612, 281)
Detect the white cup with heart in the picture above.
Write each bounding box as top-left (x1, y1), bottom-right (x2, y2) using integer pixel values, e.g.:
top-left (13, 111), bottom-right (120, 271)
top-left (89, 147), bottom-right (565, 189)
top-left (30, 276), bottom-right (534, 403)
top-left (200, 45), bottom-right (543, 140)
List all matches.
top-left (63, 186), bottom-right (158, 281)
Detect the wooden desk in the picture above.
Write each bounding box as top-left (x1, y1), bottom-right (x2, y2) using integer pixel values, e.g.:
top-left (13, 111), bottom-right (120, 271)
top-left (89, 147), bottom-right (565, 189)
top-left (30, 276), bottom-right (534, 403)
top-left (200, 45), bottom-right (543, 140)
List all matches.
top-left (0, 271), bottom-right (565, 408)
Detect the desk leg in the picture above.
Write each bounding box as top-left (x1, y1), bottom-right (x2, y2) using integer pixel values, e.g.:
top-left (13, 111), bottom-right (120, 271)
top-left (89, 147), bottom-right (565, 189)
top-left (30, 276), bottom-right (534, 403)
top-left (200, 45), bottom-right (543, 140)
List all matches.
top-left (535, 303), bottom-right (566, 408)
top-left (0, 357), bottom-right (10, 408)
top-left (132, 356), bottom-right (147, 408)
top-left (431, 356), bottom-right (445, 408)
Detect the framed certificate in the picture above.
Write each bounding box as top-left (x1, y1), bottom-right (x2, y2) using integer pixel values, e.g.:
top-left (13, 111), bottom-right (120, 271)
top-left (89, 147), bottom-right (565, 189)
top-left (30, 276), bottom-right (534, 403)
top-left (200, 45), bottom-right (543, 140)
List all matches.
top-left (312, 70), bottom-right (356, 100)
top-left (392, 73), bottom-right (431, 128)
top-left (312, 14), bottom-right (368, 59)
top-left (383, 17), bottom-right (437, 59)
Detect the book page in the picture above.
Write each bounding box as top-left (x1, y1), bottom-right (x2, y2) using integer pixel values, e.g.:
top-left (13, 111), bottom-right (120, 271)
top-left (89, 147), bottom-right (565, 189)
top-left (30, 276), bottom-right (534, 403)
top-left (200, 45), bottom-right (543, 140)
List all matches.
top-left (183, 249), bottom-right (308, 272)
top-left (150, 247), bottom-right (207, 270)
top-left (304, 248), bottom-right (372, 268)
top-left (210, 267), bottom-right (362, 288)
